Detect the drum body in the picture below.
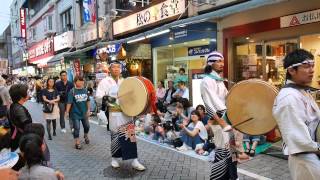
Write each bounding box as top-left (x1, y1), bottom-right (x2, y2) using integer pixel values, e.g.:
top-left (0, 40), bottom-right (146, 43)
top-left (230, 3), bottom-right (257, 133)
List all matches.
top-left (118, 76), bottom-right (156, 116)
top-left (226, 79), bottom-right (278, 135)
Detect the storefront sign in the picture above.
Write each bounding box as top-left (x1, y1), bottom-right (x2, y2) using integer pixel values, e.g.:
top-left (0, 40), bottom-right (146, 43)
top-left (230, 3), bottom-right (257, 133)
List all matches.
top-left (188, 45), bottom-right (211, 56)
top-left (97, 44), bottom-right (122, 55)
top-left (20, 8), bottom-right (26, 39)
top-left (281, 9), bottom-right (320, 28)
top-left (73, 59), bottom-right (81, 76)
top-left (174, 29), bottom-right (187, 39)
top-left (80, 28), bottom-right (97, 44)
top-left (54, 31), bottom-right (73, 51)
top-left (113, 0), bottom-right (186, 36)
top-left (83, 0), bottom-right (96, 23)
top-left (28, 38), bottom-right (54, 63)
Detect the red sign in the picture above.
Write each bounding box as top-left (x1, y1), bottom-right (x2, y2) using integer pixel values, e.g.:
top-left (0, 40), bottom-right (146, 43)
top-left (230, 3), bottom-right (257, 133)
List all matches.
top-left (20, 8), bottom-right (26, 39)
top-left (73, 59), bottom-right (81, 76)
top-left (28, 38), bottom-right (54, 63)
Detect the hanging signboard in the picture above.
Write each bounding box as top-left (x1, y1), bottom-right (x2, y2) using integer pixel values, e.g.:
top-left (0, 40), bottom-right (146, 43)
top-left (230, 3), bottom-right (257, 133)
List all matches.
top-left (83, 0), bottom-right (96, 23)
top-left (73, 59), bottom-right (81, 76)
top-left (28, 37), bottom-right (54, 64)
top-left (113, 0), bottom-right (186, 36)
top-left (280, 9), bottom-right (320, 28)
top-left (188, 45), bottom-right (211, 56)
top-left (20, 8), bottom-right (26, 39)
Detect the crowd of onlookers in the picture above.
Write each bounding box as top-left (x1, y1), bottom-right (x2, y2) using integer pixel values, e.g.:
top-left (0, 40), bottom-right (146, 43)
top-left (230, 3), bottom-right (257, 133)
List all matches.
top-left (0, 74), bottom-right (64, 179)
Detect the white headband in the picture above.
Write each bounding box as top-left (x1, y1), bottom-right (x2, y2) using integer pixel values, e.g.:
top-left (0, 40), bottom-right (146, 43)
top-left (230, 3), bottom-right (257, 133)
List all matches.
top-left (286, 59), bottom-right (314, 69)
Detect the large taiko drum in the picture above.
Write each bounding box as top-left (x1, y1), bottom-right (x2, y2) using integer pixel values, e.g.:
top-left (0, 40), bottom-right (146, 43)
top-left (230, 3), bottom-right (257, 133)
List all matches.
top-left (118, 76), bottom-right (157, 117)
top-left (226, 79), bottom-right (278, 135)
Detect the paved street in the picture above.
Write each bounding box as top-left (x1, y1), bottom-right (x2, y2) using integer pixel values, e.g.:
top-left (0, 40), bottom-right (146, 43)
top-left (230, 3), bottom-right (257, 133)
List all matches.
top-left (25, 101), bottom-right (291, 180)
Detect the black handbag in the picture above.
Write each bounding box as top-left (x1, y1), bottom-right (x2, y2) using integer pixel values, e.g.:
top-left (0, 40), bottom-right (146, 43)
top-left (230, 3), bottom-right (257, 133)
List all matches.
top-left (43, 103), bottom-right (54, 113)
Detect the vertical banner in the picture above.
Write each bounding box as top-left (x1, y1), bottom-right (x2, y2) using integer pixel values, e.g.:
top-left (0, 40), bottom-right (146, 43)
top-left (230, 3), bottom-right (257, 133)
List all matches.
top-left (83, 0), bottom-right (96, 24)
top-left (20, 8), bottom-right (26, 39)
top-left (73, 59), bottom-right (81, 76)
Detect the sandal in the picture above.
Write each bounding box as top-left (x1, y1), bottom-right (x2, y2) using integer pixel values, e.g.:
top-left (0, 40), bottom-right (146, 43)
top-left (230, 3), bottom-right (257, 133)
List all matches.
top-left (75, 144), bottom-right (82, 150)
top-left (249, 149), bottom-right (255, 157)
top-left (84, 136), bottom-right (90, 144)
top-left (245, 148), bottom-right (250, 155)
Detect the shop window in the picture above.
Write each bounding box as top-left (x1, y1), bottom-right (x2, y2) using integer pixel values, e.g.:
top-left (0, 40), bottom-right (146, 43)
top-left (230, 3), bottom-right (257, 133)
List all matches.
top-left (61, 8), bottom-right (73, 32)
top-left (300, 34), bottom-right (320, 89)
top-left (234, 39), bottom-right (298, 87)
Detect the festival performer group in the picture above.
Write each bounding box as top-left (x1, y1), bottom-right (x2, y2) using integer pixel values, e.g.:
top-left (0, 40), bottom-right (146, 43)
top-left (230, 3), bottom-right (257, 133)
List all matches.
top-left (3, 47), bottom-right (320, 180)
top-left (93, 48), bottom-right (320, 179)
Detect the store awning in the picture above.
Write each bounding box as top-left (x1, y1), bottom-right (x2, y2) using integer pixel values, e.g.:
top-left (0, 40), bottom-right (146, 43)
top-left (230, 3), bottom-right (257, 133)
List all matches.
top-left (63, 44), bottom-right (97, 58)
top-left (98, 0), bottom-right (288, 47)
top-left (47, 52), bottom-right (67, 65)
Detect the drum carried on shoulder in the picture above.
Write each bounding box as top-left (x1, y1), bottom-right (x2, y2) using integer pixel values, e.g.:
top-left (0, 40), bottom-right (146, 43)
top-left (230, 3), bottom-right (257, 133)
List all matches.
top-left (118, 76), bottom-right (157, 117)
top-left (226, 79), bottom-right (279, 135)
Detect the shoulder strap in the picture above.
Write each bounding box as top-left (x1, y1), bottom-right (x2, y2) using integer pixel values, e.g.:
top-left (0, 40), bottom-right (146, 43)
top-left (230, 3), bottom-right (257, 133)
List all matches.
top-left (283, 83), bottom-right (319, 92)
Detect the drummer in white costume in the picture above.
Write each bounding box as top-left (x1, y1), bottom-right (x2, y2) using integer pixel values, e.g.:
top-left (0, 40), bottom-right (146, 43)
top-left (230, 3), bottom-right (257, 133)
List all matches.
top-left (200, 51), bottom-right (237, 180)
top-left (200, 51), bottom-right (232, 131)
top-left (96, 60), bottom-right (146, 171)
top-left (273, 49), bottom-right (320, 180)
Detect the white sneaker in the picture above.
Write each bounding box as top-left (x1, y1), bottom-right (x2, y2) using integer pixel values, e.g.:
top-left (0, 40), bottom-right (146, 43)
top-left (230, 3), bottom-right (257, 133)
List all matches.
top-left (71, 128), bottom-right (74, 133)
top-left (176, 144), bottom-right (191, 151)
top-left (132, 159), bottom-right (146, 171)
top-left (111, 158), bottom-right (120, 168)
top-left (61, 129), bottom-right (67, 133)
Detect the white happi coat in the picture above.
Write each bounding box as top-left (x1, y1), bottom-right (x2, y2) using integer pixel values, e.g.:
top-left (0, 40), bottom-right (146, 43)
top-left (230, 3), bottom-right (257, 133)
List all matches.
top-left (273, 81), bottom-right (320, 180)
top-left (200, 71), bottom-right (228, 118)
top-left (96, 76), bottom-right (132, 132)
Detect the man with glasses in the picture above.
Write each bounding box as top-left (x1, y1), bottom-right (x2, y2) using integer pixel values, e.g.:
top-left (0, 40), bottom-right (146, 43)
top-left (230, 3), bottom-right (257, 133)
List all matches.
top-left (273, 49), bottom-right (320, 180)
top-left (56, 71), bottom-right (74, 133)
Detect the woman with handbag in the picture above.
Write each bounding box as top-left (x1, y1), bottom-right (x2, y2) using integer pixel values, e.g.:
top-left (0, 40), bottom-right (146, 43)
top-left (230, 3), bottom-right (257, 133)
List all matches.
top-left (42, 78), bottom-right (60, 140)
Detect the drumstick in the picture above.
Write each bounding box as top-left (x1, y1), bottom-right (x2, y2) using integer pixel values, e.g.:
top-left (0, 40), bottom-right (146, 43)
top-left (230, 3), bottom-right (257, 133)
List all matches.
top-left (233, 117), bottom-right (254, 128)
top-left (118, 90), bottom-right (133, 99)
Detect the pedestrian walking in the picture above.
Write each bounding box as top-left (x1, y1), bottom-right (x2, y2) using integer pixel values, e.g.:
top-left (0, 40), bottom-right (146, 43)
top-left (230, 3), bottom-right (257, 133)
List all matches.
top-left (273, 49), bottom-right (320, 180)
top-left (56, 71), bottom-right (74, 133)
top-left (66, 76), bottom-right (90, 150)
top-left (42, 77), bottom-right (60, 140)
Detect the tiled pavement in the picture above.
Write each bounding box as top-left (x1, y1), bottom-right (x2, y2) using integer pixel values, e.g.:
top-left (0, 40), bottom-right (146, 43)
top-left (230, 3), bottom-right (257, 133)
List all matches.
top-left (25, 101), bottom-right (291, 180)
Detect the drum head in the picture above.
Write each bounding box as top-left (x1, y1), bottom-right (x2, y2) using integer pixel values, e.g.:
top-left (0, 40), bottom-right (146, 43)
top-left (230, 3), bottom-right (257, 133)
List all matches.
top-left (118, 77), bottom-right (148, 116)
top-left (226, 79), bottom-right (278, 135)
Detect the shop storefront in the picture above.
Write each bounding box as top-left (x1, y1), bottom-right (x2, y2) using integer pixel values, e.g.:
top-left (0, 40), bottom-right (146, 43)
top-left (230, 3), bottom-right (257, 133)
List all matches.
top-left (220, 0), bottom-right (320, 88)
top-left (111, 0), bottom-right (188, 82)
top-left (27, 37), bottom-right (55, 75)
top-left (150, 22), bottom-right (217, 87)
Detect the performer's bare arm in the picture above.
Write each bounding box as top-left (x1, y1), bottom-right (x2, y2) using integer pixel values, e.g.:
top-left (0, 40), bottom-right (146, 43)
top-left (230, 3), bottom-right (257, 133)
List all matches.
top-left (86, 101), bottom-right (90, 117)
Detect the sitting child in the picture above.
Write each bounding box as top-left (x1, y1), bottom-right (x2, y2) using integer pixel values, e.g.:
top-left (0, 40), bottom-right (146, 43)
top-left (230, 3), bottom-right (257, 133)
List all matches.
top-left (176, 110), bottom-right (208, 151)
top-left (18, 134), bottom-right (64, 180)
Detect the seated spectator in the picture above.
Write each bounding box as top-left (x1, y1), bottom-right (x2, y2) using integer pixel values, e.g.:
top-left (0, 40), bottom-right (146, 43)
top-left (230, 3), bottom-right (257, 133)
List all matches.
top-left (172, 81), bottom-right (189, 100)
top-left (196, 105), bottom-right (210, 125)
top-left (172, 103), bottom-right (187, 131)
top-left (173, 68), bottom-right (188, 88)
top-left (243, 134), bottom-right (261, 157)
top-left (163, 80), bottom-right (176, 106)
top-left (18, 134), bottom-right (64, 180)
top-left (0, 104), bottom-right (9, 128)
top-left (177, 110), bottom-right (208, 151)
top-left (156, 81), bottom-right (166, 102)
top-left (24, 123), bottom-right (51, 167)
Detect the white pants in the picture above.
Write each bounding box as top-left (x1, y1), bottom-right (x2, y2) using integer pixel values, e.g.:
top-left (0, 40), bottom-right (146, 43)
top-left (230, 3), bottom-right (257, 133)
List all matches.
top-left (289, 153), bottom-right (320, 180)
